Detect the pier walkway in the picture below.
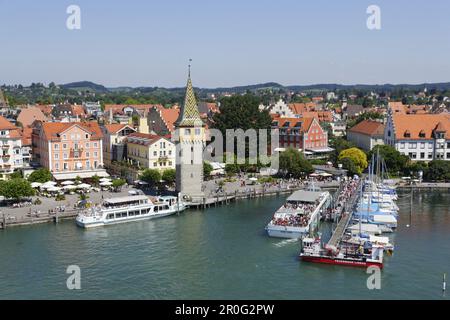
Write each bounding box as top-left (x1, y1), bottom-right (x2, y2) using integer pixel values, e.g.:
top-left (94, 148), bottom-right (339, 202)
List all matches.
top-left (327, 179), bottom-right (362, 247)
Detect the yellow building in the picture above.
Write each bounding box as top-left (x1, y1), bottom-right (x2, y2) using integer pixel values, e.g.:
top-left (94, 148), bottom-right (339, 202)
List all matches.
top-left (126, 133), bottom-right (175, 171)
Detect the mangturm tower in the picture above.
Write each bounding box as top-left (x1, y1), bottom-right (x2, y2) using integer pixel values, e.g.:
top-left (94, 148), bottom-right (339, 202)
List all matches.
top-left (175, 65), bottom-right (206, 200)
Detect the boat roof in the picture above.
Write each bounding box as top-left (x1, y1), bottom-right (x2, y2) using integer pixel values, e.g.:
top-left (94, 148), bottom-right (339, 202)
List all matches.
top-left (104, 195), bottom-right (149, 204)
top-left (287, 190), bottom-right (324, 203)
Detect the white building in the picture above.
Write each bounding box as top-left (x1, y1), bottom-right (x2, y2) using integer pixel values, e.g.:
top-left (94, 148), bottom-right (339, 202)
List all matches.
top-left (0, 116), bottom-right (23, 180)
top-left (384, 112), bottom-right (450, 161)
top-left (348, 120), bottom-right (385, 151)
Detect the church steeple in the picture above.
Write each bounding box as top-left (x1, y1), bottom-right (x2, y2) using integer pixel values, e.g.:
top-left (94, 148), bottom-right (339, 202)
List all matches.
top-left (175, 63), bottom-right (204, 127)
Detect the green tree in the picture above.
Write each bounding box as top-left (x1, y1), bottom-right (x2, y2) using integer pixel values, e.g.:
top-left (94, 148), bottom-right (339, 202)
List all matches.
top-left (426, 161), bottom-right (450, 181)
top-left (27, 168), bottom-right (52, 183)
top-left (203, 161), bottom-right (213, 178)
top-left (112, 178), bottom-right (126, 191)
top-left (9, 170), bottom-right (23, 180)
top-left (0, 179), bottom-right (35, 200)
top-left (340, 157), bottom-right (359, 176)
top-left (329, 137), bottom-right (355, 165)
top-left (162, 169), bottom-right (176, 184)
top-left (338, 147), bottom-right (368, 175)
top-left (91, 175), bottom-right (100, 187)
top-left (368, 145), bottom-right (409, 176)
top-left (212, 94), bottom-right (272, 155)
top-left (140, 169), bottom-right (161, 185)
top-left (279, 148), bottom-right (314, 178)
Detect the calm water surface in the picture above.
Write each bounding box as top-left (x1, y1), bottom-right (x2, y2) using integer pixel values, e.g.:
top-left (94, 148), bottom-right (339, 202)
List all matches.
top-left (0, 191), bottom-right (449, 299)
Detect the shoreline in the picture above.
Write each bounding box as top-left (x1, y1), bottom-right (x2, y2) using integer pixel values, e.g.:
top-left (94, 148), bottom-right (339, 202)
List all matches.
top-left (2, 181), bottom-right (448, 230)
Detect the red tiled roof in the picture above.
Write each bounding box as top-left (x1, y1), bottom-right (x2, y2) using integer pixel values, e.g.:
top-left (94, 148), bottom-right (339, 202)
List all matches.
top-left (349, 120), bottom-right (385, 136)
top-left (272, 117), bottom-right (315, 133)
top-left (103, 123), bottom-right (135, 134)
top-left (17, 106), bottom-right (48, 127)
top-left (0, 116), bottom-right (18, 130)
top-left (288, 103), bottom-right (317, 114)
top-left (126, 132), bottom-right (171, 146)
top-left (392, 114), bottom-right (450, 140)
top-left (39, 121), bottom-right (103, 141)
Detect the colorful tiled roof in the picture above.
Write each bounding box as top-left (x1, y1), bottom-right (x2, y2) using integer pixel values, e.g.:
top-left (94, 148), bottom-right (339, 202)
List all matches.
top-left (175, 74), bottom-right (204, 127)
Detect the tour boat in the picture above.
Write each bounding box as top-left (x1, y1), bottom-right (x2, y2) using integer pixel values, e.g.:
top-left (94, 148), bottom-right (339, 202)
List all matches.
top-left (300, 237), bottom-right (384, 269)
top-left (76, 195), bottom-right (187, 228)
top-left (266, 190), bottom-right (331, 239)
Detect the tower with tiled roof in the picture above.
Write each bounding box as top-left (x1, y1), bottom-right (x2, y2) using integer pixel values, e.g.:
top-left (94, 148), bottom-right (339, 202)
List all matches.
top-left (175, 65), bottom-right (205, 199)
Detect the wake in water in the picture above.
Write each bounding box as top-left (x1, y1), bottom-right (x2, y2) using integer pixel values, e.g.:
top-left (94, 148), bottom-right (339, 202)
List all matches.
top-left (273, 238), bottom-right (299, 247)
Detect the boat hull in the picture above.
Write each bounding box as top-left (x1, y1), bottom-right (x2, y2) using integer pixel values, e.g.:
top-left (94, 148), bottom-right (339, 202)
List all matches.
top-left (300, 254), bottom-right (383, 269)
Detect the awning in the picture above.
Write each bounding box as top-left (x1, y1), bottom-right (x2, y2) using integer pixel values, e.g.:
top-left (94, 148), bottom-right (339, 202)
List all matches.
top-left (52, 170), bottom-right (110, 181)
top-left (307, 147), bottom-right (334, 153)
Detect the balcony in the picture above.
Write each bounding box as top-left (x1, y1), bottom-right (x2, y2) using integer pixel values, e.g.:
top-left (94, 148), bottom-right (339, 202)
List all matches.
top-left (2, 144), bottom-right (10, 149)
top-left (158, 155), bottom-right (169, 162)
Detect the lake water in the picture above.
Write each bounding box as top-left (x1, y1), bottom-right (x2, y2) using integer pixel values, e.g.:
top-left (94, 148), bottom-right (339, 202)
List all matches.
top-left (0, 190), bottom-right (449, 300)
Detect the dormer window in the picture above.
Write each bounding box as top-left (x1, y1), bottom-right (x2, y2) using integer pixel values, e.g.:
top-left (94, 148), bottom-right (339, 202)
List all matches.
top-left (404, 130), bottom-right (411, 138)
top-left (419, 130), bottom-right (426, 138)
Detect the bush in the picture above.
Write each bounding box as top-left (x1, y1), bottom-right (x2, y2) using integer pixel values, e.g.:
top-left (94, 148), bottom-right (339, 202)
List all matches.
top-left (55, 194), bottom-right (66, 201)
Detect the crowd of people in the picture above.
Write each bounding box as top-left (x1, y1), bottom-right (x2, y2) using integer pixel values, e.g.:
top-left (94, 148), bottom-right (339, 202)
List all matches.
top-left (272, 202), bottom-right (318, 227)
top-left (328, 178), bottom-right (360, 219)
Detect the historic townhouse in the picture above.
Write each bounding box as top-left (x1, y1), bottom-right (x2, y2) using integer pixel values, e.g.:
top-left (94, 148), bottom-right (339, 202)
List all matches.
top-left (272, 117), bottom-right (330, 157)
top-left (102, 124), bottom-right (136, 167)
top-left (126, 132), bottom-right (175, 171)
top-left (384, 112), bottom-right (450, 161)
top-left (32, 121), bottom-right (108, 180)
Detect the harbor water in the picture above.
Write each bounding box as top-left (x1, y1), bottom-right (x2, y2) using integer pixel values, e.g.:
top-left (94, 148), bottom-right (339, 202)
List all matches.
top-left (0, 190), bottom-right (449, 300)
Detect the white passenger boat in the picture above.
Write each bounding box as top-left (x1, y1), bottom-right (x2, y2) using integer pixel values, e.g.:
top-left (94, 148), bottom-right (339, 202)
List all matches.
top-left (76, 195), bottom-right (187, 228)
top-left (266, 190), bottom-right (331, 239)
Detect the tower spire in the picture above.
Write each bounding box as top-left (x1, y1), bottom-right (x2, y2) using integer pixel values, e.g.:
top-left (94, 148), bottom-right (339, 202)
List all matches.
top-left (175, 62), bottom-right (204, 127)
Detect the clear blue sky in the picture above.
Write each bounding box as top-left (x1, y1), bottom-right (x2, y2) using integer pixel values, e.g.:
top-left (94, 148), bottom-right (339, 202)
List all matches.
top-left (1, 0), bottom-right (450, 88)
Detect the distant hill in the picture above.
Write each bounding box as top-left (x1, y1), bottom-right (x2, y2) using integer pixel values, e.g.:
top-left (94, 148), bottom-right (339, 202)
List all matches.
top-left (61, 81), bottom-right (109, 93)
top-left (60, 81), bottom-right (450, 95)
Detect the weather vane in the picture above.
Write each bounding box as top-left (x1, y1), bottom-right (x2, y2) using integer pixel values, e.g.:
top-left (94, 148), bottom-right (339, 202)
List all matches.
top-left (188, 58), bottom-right (192, 76)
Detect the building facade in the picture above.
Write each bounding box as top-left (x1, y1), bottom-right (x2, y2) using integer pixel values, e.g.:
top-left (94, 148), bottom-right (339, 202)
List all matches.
top-left (0, 116), bottom-right (23, 180)
top-left (32, 121), bottom-right (108, 180)
top-left (126, 133), bottom-right (175, 171)
top-left (384, 112), bottom-right (450, 161)
top-left (102, 124), bottom-right (136, 167)
top-left (272, 117), bottom-right (330, 157)
top-left (347, 120), bottom-right (385, 151)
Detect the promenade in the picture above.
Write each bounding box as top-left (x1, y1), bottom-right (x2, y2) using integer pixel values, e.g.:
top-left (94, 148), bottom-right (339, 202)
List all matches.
top-left (1, 177), bottom-right (341, 229)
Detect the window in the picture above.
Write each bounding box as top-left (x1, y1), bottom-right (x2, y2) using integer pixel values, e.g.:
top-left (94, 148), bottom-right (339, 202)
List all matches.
top-left (94, 152), bottom-right (98, 157)
top-left (63, 153), bottom-right (68, 159)
top-left (154, 162), bottom-right (157, 167)
top-left (86, 152), bottom-right (90, 157)
top-left (195, 128), bottom-right (201, 135)
top-left (63, 144), bottom-right (67, 149)
top-left (86, 143), bottom-right (90, 148)
top-left (185, 129), bottom-right (191, 135)
top-left (400, 143), bottom-right (405, 149)
top-left (93, 142), bottom-right (98, 148)
top-left (447, 153), bottom-right (450, 159)
top-left (55, 163), bottom-right (59, 170)
top-left (86, 161), bottom-right (90, 169)
top-left (63, 135), bottom-right (67, 140)
top-left (63, 163), bottom-right (68, 170)
top-left (54, 144), bottom-right (59, 150)
top-left (420, 153), bottom-right (425, 159)
top-left (55, 154), bottom-right (59, 160)
top-left (428, 153), bottom-right (433, 159)
top-left (85, 134), bottom-right (89, 139)
top-left (153, 151), bottom-right (157, 156)
top-left (429, 142), bottom-right (433, 148)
